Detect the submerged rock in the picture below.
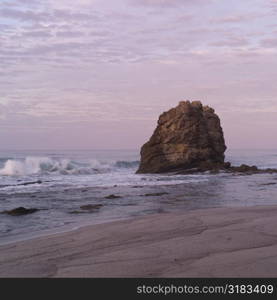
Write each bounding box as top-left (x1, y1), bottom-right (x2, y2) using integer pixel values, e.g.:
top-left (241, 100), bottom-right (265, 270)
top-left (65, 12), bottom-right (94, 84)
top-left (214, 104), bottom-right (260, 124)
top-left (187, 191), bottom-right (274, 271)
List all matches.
top-left (105, 194), bottom-right (122, 199)
top-left (2, 207), bottom-right (39, 216)
top-left (143, 192), bottom-right (169, 197)
top-left (80, 204), bottom-right (103, 211)
top-left (70, 204), bottom-right (103, 214)
top-left (137, 100), bottom-right (226, 173)
top-left (21, 180), bottom-right (42, 186)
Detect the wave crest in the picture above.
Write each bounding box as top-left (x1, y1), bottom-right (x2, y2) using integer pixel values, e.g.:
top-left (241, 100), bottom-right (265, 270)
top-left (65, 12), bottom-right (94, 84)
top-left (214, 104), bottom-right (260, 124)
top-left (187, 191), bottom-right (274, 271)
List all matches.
top-left (0, 157), bottom-right (139, 176)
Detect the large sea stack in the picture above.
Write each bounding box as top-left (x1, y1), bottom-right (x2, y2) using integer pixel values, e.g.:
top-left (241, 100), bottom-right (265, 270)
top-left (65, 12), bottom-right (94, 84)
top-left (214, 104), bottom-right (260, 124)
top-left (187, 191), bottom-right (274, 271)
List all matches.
top-left (137, 100), bottom-right (227, 173)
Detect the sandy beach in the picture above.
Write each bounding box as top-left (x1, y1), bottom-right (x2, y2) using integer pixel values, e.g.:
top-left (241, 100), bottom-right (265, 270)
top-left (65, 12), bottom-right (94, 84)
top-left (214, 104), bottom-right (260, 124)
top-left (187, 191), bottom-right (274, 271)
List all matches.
top-left (0, 205), bottom-right (277, 277)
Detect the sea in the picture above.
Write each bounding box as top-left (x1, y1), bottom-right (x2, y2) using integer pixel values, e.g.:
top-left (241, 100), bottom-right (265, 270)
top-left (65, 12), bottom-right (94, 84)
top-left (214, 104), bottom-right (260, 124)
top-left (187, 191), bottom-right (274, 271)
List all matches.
top-left (0, 148), bottom-right (277, 245)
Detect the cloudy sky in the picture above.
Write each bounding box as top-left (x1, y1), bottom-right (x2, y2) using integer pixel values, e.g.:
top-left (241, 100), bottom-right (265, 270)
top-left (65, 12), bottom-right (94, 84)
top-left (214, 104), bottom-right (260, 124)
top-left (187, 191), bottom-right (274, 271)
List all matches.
top-left (0, 0), bottom-right (276, 150)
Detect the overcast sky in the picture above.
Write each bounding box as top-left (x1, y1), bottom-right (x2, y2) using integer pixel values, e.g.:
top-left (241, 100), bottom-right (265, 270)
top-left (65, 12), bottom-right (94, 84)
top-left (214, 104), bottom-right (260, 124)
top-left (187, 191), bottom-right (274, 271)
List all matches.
top-left (0, 0), bottom-right (276, 150)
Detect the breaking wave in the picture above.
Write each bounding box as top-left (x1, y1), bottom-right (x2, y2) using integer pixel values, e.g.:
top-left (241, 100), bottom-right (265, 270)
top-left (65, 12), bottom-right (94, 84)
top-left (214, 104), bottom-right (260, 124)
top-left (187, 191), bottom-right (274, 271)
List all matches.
top-left (0, 157), bottom-right (139, 176)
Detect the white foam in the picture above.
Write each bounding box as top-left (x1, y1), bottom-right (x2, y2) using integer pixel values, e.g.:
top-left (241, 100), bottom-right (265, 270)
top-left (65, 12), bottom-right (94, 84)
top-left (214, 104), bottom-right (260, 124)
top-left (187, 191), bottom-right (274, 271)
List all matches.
top-left (0, 159), bottom-right (25, 176)
top-left (0, 157), bottom-right (139, 176)
top-left (0, 157), bottom-right (96, 176)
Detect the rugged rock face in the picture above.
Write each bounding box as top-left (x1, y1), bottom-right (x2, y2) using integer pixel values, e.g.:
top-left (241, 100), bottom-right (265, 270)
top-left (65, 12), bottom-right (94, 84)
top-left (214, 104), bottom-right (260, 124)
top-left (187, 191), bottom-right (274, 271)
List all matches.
top-left (137, 100), bottom-right (227, 173)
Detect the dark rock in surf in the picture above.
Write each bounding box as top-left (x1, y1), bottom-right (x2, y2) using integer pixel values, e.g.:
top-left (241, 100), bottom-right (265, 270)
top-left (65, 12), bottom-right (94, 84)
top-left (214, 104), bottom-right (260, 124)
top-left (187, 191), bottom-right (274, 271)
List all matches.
top-left (229, 164), bottom-right (277, 175)
top-left (80, 204), bottom-right (103, 211)
top-left (2, 207), bottom-right (39, 216)
top-left (105, 194), bottom-right (122, 199)
top-left (230, 164), bottom-right (258, 173)
top-left (69, 204), bottom-right (103, 214)
top-left (21, 180), bottom-right (42, 186)
top-left (137, 100), bottom-right (226, 173)
top-left (143, 192), bottom-right (169, 197)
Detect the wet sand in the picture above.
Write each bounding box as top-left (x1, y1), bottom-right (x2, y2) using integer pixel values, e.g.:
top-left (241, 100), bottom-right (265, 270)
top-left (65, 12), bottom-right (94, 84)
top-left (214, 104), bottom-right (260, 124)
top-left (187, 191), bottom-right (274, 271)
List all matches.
top-left (1, 205), bottom-right (277, 277)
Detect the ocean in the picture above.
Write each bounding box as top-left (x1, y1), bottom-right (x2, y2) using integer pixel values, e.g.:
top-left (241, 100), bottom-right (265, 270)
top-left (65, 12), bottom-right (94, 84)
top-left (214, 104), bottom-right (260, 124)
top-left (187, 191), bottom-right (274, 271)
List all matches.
top-left (0, 148), bottom-right (276, 245)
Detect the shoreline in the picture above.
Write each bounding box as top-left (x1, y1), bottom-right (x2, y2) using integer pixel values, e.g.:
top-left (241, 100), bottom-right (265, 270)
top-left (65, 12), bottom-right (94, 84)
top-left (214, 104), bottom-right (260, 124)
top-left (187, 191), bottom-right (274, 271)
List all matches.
top-left (1, 204), bottom-right (277, 277)
top-left (0, 213), bottom-right (133, 247)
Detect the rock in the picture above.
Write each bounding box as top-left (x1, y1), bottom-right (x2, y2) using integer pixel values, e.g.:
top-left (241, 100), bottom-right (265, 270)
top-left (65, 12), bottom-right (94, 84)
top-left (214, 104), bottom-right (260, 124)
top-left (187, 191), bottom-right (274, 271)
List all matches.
top-left (2, 207), bottom-right (39, 216)
top-left (21, 180), bottom-right (42, 186)
top-left (264, 168), bottom-right (277, 174)
top-left (231, 164), bottom-right (259, 173)
top-left (69, 210), bottom-right (86, 214)
top-left (137, 100), bottom-right (226, 173)
top-left (223, 162), bottom-right (231, 169)
top-left (70, 204), bottom-right (103, 214)
top-left (80, 204), bottom-right (103, 211)
top-left (143, 192), bottom-right (169, 197)
top-left (105, 194), bottom-right (122, 199)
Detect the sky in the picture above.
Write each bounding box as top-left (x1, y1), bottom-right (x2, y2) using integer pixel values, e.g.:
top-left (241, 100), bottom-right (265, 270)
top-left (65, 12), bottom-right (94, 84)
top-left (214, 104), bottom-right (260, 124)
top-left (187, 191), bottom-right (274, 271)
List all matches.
top-left (0, 0), bottom-right (277, 150)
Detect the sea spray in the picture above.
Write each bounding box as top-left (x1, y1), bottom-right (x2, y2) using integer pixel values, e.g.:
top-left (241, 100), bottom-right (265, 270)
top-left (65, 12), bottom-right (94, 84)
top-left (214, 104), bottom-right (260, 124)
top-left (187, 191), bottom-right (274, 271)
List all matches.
top-left (0, 156), bottom-right (140, 176)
